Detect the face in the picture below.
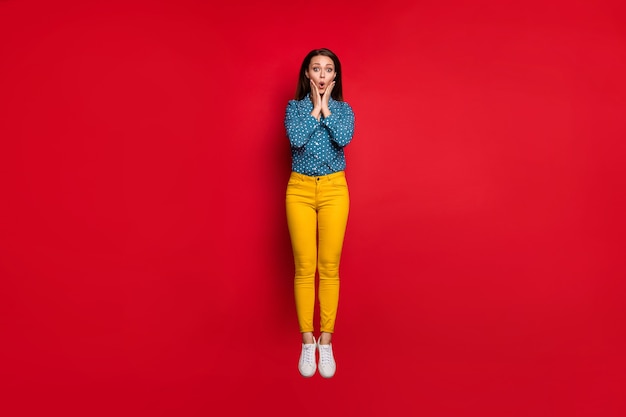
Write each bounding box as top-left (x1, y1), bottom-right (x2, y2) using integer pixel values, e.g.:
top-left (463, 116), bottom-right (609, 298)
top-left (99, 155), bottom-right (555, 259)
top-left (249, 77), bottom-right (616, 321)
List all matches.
top-left (305, 55), bottom-right (337, 95)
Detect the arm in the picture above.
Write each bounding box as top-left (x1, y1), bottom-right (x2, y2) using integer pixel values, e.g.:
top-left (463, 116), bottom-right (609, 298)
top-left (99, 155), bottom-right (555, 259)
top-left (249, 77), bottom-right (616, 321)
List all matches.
top-left (285, 100), bottom-right (318, 148)
top-left (321, 102), bottom-right (355, 147)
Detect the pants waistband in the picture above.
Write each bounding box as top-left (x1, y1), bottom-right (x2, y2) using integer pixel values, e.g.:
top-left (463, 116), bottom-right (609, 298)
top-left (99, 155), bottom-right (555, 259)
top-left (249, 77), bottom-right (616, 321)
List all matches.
top-left (290, 171), bottom-right (345, 183)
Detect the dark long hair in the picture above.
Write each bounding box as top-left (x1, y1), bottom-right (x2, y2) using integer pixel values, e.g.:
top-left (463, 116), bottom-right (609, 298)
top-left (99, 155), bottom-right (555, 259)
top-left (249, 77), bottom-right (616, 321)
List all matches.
top-left (295, 48), bottom-right (344, 101)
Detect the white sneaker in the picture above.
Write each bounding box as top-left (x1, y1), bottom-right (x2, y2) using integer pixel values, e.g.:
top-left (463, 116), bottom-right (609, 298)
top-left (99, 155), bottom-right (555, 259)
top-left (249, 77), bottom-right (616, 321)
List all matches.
top-left (317, 340), bottom-right (336, 378)
top-left (298, 337), bottom-right (317, 377)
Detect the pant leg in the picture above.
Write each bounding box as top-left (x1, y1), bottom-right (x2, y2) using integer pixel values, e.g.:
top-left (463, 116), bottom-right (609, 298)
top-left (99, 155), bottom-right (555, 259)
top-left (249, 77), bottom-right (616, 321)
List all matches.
top-left (317, 173), bottom-right (350, 333)
top-left (286, 173), bottom-right (317, 333)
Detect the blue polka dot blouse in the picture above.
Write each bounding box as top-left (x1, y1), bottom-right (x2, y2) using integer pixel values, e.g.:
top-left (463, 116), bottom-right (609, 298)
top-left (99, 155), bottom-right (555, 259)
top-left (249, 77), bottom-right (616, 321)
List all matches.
top-left (284, 94), bottom-right (355, 176)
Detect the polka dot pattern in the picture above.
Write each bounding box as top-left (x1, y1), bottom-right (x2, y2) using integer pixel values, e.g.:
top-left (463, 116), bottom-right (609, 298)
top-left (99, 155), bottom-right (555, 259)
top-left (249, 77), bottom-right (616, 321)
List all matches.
top-left (284, 94), bottom-right (355, 176)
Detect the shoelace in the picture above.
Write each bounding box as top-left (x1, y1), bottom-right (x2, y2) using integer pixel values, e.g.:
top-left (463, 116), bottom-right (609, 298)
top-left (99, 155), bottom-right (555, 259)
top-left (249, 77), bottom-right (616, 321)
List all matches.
top-left (318, 344), bottom-right (333, 365)
top-left (302, 344), bottom-right (316, 364)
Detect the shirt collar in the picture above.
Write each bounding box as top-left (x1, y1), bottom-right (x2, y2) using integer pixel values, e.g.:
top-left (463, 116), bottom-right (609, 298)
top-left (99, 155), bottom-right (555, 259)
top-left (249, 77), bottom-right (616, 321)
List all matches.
top-left (304, 93), bottom-right (336, 107)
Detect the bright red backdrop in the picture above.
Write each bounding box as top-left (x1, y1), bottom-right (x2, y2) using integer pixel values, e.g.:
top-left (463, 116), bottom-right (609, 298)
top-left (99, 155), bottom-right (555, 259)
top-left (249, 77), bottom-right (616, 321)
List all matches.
top-left (1, 0), bottom-right (625, 416)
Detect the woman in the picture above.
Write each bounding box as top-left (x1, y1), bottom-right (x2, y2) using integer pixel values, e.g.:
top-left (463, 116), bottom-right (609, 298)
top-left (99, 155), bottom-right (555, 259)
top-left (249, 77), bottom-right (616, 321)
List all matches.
top-left (284, 48), bottom-right (355, 378)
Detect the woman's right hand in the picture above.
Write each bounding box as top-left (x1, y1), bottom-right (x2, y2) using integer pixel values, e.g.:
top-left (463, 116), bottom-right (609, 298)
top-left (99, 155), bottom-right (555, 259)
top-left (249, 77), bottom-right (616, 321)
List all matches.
top-left (310, 80), bottom-right (322, 120)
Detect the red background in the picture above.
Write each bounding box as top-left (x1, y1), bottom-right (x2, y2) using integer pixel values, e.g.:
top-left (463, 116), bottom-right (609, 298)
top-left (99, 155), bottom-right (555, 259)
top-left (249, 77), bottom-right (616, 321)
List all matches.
top-left (1, 0), bottom-right (625, 416)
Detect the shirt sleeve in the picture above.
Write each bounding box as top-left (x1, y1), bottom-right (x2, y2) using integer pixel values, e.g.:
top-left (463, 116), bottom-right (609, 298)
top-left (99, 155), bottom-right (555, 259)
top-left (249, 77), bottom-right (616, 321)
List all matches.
top-left (321, 102), bottom-right (355, 147)
top-left (285, 100), bottom-right (318, 148)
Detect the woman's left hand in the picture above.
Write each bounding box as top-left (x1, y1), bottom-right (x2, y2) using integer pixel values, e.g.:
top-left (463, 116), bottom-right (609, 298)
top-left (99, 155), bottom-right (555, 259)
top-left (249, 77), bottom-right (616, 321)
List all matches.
top-left (321, 81), bottom-right (335, 118)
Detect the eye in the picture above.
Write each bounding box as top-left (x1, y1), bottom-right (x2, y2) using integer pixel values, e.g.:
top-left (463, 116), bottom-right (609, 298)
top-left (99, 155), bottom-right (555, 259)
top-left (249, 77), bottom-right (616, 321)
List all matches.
top-left (313, 67), bottom-right (320, 72)
top-left (326, 68), bottom-right (333, 73)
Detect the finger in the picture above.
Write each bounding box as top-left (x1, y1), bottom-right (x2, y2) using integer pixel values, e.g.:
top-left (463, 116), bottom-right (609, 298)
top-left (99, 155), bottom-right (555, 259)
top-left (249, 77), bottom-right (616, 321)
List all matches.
top-left (323, 83), bottom-right (333, 101)
top-left (310, 79), bottom-right (319, 96)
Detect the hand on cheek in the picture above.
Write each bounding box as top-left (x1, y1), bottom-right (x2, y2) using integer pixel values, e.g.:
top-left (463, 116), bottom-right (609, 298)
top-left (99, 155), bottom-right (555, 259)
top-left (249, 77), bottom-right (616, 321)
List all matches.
top-left (320, 81), bottom-right (335, 118)
top-left (310, 79), bottom-right (322, 120)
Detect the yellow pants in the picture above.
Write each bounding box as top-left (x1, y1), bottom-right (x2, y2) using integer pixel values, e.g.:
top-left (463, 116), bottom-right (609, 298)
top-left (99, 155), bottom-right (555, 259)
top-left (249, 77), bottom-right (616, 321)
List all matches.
top-left (286, 171), bottom-right (350, 334)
